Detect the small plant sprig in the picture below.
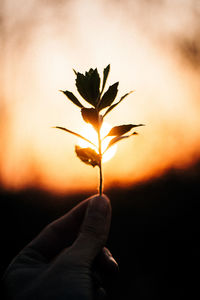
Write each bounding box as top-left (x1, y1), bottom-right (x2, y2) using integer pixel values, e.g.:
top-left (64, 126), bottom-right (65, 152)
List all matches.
top-left (54, 65), bottom-right (144, 195)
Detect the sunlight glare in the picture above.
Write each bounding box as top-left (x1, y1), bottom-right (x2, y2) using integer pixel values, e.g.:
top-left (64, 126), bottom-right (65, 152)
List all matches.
top-left (78, 122), bottom-right (117, 163)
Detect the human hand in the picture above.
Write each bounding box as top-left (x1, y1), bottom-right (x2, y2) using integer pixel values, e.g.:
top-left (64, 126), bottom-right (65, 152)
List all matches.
top-left (3, 195), bottom-right (118, 299)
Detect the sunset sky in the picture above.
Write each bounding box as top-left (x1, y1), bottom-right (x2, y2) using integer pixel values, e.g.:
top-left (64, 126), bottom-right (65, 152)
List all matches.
top-left (0, 0), bottom-right (200, 193)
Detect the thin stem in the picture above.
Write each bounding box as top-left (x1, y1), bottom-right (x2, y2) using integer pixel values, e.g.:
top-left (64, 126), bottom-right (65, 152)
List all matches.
top-left (97, 120), bottom-right (103, 196)
top-left (99, 158), bottom-right (103, 196)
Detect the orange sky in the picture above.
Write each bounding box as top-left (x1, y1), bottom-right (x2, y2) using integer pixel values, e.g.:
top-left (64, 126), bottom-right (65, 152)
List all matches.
top-left (0, 0), bottom-right (200, 193)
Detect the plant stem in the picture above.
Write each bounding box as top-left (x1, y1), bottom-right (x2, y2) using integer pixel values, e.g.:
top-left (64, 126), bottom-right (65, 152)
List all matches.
top-left (97, 123), bottom-right (103, 196)
top-left (99, 158), bottom-right (103, 196)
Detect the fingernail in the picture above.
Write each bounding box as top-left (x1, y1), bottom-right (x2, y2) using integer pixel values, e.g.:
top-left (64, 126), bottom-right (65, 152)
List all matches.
top-left (104, 248), bottom-right (119, 271)
top-left (109, 256), bottom-right (119, 271)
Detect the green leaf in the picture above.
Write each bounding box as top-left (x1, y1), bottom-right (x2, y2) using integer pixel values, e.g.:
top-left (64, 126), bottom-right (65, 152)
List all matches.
top-left (101, 64), bottom-right (110, 95)
top-left (53, 126), bottom-right (96, 148)
top-left (81, 108), bottom-right (102, 131)
top-left (106, 124), bottom-right (144, 137)
top-left (75, 145), bottom-right (100, 167)
top-left (75, 68), bottom-right (100, 106)
top-left (103, 91), bottom-right (133, 117)
top-left (60, 90), bottom-right (83, 108)
top-left (104, 132), bottom-right (138, 153)
top-left (99, 82), bottom-right (119, 110)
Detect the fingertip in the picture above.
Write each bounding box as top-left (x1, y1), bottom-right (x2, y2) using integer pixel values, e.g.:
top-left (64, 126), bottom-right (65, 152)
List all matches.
top-left (88, 194), bottom-right (111, 216)
top-left (88, 193), bottom-right (110, 201)
top-left (88, 194), bottom-right (110, 202)
top-left (102, 247), bottom-right (119, 273)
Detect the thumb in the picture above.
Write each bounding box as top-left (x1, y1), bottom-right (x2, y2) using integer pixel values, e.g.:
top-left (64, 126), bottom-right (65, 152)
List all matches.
top-left (72, 194), bottom-right (111, 264)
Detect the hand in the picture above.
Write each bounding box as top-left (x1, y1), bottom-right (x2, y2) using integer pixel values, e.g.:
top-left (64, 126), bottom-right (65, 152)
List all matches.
top-left (3, 195), bottom-right (118, 299)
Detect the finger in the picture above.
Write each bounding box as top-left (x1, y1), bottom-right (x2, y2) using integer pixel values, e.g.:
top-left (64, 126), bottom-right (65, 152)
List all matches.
top-left (93, 270), bottom-right (108, 300)
top-left (26, 196), bottom-right (94, 260)
top-left (96, 287), bottom-right (108, 300)
top-left (92, 248), bottom-right (119, 294)
top-left (71, 194), bottom-right (111, 264)
top-left (96, 247), bottom-right (119, 274)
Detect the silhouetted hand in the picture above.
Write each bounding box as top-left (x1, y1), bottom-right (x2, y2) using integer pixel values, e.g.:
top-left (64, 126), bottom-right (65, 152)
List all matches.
top-left (3, 195), bottom-right (118, 299)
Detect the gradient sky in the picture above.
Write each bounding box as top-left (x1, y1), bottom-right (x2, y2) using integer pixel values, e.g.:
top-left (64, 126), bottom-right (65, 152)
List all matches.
top-left (0, 0), bottom-right (200, 193)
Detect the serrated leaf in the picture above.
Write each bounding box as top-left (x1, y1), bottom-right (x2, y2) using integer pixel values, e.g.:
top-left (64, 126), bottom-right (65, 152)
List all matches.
top-left (99, 82), bottom-right (119, 110)
top-left (103, 91), bottom-right (133, 117)
top-left (75, 145), bottom-right (100, 167)
top-left (53, 126), bottom-right (96, 148)
top-left (104, 132), bottom-right (138, 153)
top-left (101, 64), bottom-right (110, 95)
top-left (81, 108), bottom-right (102, 131)
top-left (106, 124), bottom-right (144, 137)
top-left (76, 73), bottom-right (91, 104)
top-left (85, 68), bottom-right (94, 76)
top-left (75, 68), bottom-right (100, 107)
top-left (60, 90), bottom-right (83, 108)
top-left (88, 68), bottom-right (100, 104)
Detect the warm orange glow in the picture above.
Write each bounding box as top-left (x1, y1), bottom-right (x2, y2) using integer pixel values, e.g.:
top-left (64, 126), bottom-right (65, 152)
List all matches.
top-left (0, 0), bottom-right (200, 193)
top-left (78, 122), bottom-right (117, 163)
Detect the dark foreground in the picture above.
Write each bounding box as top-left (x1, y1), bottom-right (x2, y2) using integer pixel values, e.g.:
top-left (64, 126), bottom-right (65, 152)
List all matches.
top-left (1, 161), bottom-right (200, 299)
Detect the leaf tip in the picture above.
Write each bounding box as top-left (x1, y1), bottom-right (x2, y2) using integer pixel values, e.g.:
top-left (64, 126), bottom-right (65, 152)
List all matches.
top-left (105, 64), bottom-right (110, 71)
top-left (73, 69), bottom-right (77, 75)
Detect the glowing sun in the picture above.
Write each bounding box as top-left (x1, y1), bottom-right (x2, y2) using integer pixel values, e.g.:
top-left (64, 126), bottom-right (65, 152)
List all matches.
top-left (78, 122), bottom-right (117, 162)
